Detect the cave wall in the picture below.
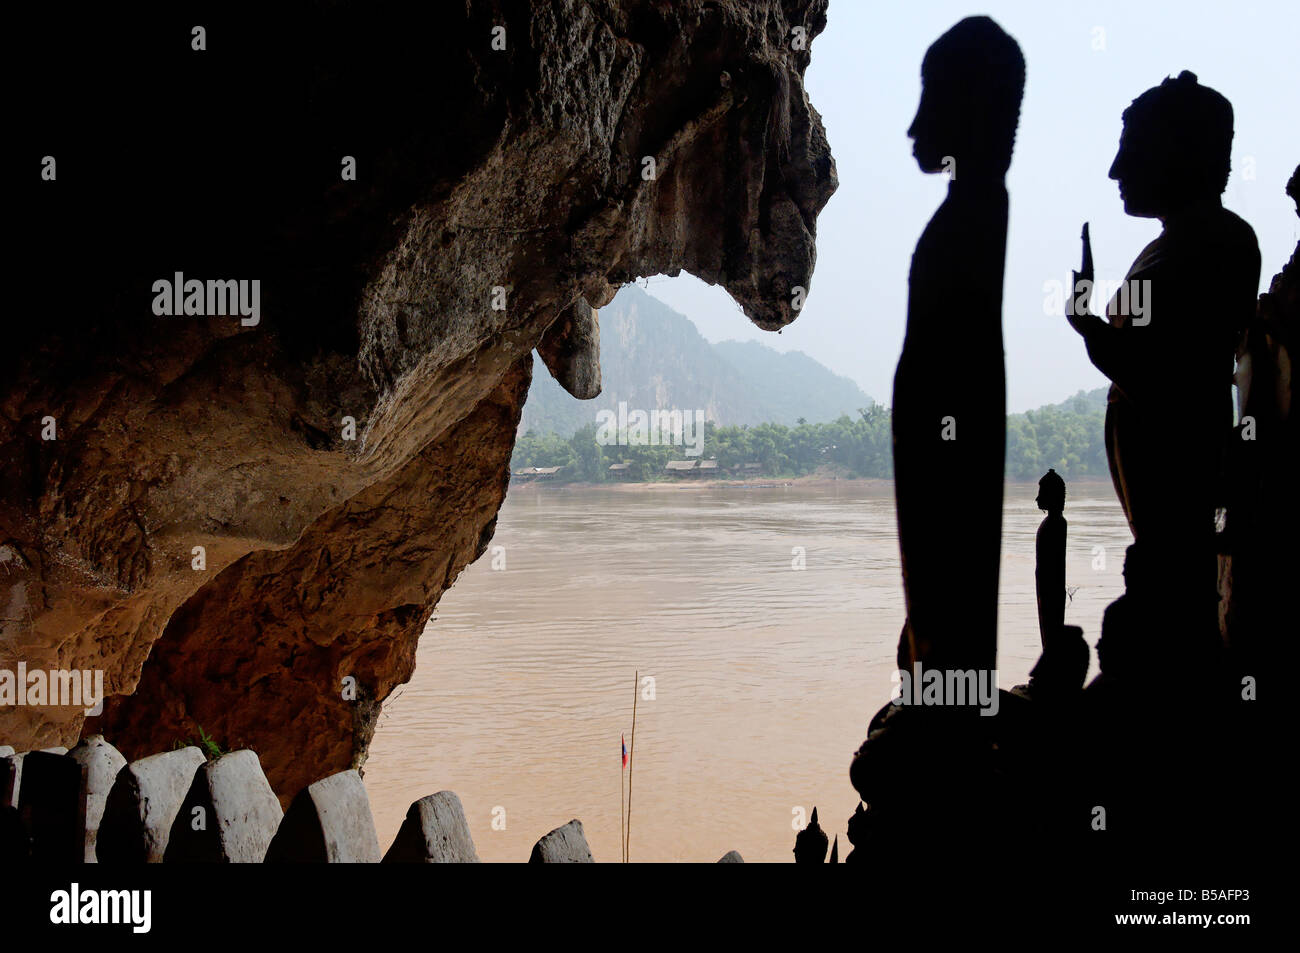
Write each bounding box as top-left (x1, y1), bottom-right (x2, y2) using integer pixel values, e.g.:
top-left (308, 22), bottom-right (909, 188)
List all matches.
top-left (2, 1), bottom-right (836, 799)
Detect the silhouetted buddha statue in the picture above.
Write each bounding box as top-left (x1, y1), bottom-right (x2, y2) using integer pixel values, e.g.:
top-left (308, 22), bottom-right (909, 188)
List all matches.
top-left (1034, 468), bottom-right (1067, 646)
top-left (1066, 72), bottom-right (1260, 628)
top-left (893, 16), bottom-right (1025, 676)
top-left (843, 800), bottom-right (869, 864)
top-left (1024, 469), bottom-right (1089, 697)
top-left (792, 805), bottom-right (828, 863)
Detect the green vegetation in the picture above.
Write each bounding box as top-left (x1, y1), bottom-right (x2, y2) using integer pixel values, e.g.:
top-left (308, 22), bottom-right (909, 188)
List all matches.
top-left (1005, 389), bottom-right (1109, 480)
top-left (512, 388), bottom-right (1111, 483)
top-left (514, 407), bottom-right (893, 481)
top-left (173, 724), bottom-right (225, 761)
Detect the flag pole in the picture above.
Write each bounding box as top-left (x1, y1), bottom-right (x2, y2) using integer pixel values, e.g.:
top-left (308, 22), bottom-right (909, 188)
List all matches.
top-left (620, 734), bottom-right (626, 863)
top-left (626, 669), bottom-right (639, 863)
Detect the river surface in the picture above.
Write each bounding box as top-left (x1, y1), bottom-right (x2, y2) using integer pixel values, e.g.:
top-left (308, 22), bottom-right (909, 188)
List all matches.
top-left (364, 480), bottom-right (1132, 862)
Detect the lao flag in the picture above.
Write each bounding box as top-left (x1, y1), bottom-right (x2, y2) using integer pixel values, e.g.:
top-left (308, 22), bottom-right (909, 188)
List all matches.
top-left (621, 733), bottom-right (628, 768)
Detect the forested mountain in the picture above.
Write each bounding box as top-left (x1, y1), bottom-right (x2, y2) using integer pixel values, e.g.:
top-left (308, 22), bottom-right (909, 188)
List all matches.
top-left (519, 284), bottom-right (873, 436)
top-left (710, 338), bottom-right (876, 426)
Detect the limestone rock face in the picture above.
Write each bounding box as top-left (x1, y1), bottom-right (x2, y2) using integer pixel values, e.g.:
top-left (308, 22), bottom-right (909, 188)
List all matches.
top-left (3, 2), bottom-right (836, 802)
top-left (382, 791), bottom-right (481, 864)
top-left (529, 819), bottom-right (595, 863)
top-left (538, 298), bottom-right (603, 400)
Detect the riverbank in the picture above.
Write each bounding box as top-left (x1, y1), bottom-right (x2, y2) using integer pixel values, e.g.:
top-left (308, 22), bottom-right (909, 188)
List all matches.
top-left (509, 474), bottom-right (1116, 492)
top-left (512, 475), bottom-right (887, 492)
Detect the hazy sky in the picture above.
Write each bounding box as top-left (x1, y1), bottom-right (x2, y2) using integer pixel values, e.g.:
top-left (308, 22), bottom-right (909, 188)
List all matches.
top-left (642, 0), bottom-right (1300, 412)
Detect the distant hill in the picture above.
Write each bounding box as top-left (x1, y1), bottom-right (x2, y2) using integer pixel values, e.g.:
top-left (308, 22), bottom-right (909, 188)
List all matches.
top-left (520, 285), bottom-right (873, 437)
top-left (1045, 386), bottom-right (1109, 414)
top-left (711, 339), bottom-right (876, 425)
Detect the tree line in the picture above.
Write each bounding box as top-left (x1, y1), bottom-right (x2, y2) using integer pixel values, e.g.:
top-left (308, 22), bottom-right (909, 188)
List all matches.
top-left (512, 391), bottom-right (1108, 483)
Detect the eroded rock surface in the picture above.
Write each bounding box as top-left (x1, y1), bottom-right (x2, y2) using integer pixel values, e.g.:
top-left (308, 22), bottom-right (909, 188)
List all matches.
top-left (3, 2), bottom-right (836, 801)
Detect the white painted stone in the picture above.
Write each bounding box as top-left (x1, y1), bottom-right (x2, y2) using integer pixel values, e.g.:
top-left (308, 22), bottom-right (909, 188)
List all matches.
top-left (2, 745), bottom-right (76, 810)
top-left (98, 746), bottom-right (206, 862)
top-left (266, 769), bottom-right (381, 863)
top-left (529, 818), bottom-right (594, 863)
top-left (382, 790), bottom-right (480, 863)
top-left (164, 749), bottom-right (283, 863)
top-left (68, 735), bottom-right (127, 862)
top-left (0, 753), bottom-right (21, 809)
top-left (17, 750), bottom-right (84, 862)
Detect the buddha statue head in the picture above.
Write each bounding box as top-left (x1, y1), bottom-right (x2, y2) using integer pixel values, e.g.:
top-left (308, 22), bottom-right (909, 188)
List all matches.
top-left (907, 16), bottom-right (1025, 179)
top-left (1036, 467), bottom-right (1066, 515)
top-left (1109, 71), bottom-right (1234, 219)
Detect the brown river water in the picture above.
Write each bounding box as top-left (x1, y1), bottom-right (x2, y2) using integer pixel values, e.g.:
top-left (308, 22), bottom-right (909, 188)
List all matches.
top-left (363, 480), bottom-right (1133, 862)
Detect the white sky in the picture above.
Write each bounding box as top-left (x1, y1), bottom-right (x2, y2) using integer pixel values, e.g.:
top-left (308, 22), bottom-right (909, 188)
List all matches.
top-left (644, 0), bottom-right (1300, 412)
